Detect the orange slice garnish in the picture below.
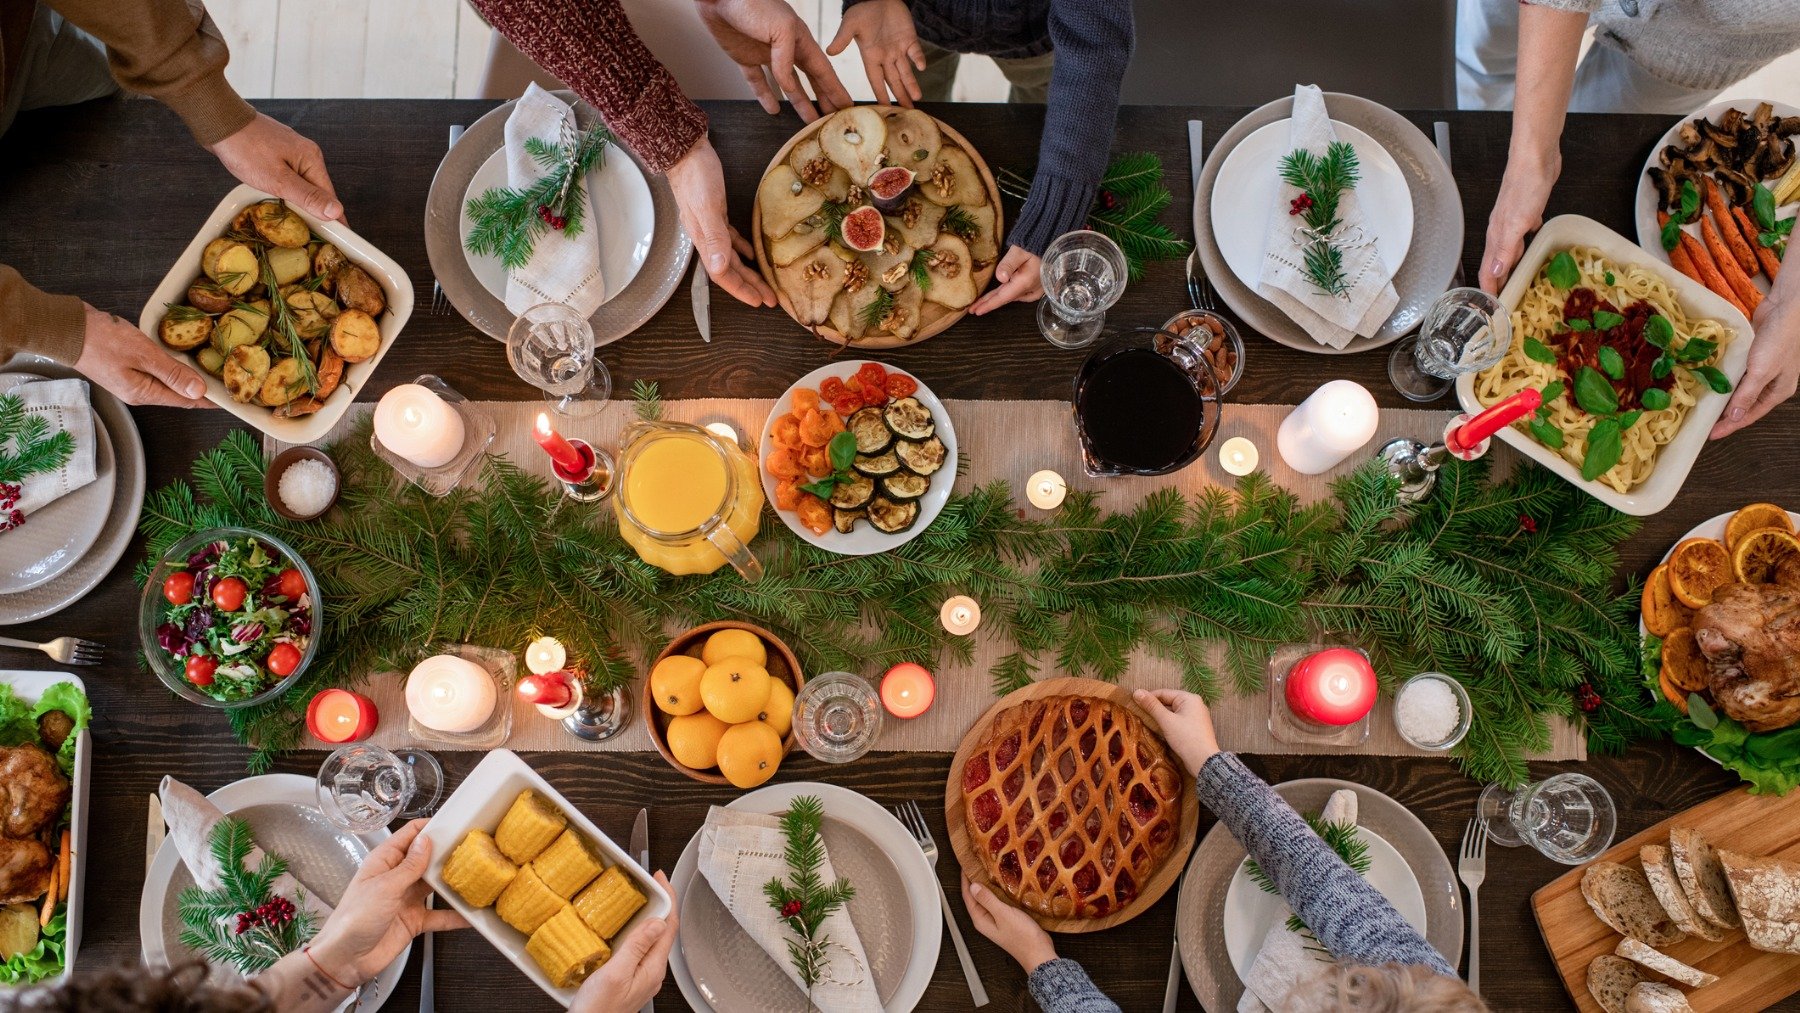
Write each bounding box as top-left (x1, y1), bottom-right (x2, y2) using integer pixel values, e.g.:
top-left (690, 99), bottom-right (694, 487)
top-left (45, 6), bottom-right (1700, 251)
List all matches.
top-left (1659, 627), bottom-right (1710, 693)
top-left (1667, 538), bottom-right (1733, 608)
top-left (1732, 528), bottom-right (1800, 584)
top-left (1725, 502), bottom-right (1795, 551)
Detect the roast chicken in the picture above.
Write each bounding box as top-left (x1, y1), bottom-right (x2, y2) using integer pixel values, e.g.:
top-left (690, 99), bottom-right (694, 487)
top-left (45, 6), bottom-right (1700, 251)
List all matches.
top-left (1695, 582), bottom-right (1800, 732)
top-left (0, 744), bottom-right (67, 905)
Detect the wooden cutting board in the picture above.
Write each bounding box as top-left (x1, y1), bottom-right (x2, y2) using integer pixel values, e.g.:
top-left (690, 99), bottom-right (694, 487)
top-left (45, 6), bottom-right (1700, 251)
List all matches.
top-left (1532, 786), bottom-right (1800, 1012)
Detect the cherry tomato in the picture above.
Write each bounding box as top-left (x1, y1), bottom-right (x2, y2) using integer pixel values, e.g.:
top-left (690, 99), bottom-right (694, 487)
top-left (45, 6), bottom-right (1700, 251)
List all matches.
top-left (856, 362), bottom-right (888, 389)
top-left (818, 377), bottom-right (848, 401)
top-left (266, 642), bottom-right (303, 678)
top-left (185, 655), bottom-right (218, 687)
top-left (211, 576), bottom-right (248, 612)
top-left (886, 373), bottom-right (918, 399)
top-left (276, 568), bottom-right (308, 601)
top-left (861, 381), bottom-right (888, 406)
top-left (162, 570), bottom-right (195, 606)
top-left (828, 394), bottom-right (862, 415)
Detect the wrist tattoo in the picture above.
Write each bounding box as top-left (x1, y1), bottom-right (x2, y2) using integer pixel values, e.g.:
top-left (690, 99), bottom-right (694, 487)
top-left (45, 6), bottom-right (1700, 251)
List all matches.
top-left (301, 970), bottom-right (347, 1001)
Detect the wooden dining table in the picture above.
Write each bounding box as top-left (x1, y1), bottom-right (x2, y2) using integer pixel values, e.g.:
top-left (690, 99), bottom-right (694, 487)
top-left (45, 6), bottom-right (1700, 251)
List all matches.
top-left (1, 96), bottom-right (1796, 1012)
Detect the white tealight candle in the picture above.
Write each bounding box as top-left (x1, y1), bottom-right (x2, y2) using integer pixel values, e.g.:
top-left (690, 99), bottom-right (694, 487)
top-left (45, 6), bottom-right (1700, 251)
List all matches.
top-left (1026, 470), bottom-right (1067, 510)
top-left (1218, 436), bottom-right (1259, 477)
top-left (939, 595), bottom-right (982, 636)
top-left (1276, 380), bottom-right (1380, 475)
top-left (524, 636), bottom-right (567, 675)
top-left (374, 384), bottom-right (466, 470)
top-left (704, 421), bottom-right (741, 447)
top-left (405, 655), bottom-right (497, 733)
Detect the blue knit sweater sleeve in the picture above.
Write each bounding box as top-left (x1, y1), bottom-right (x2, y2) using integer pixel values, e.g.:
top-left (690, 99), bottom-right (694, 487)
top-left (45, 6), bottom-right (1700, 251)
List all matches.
top-left (1026, 957), bottom-right (1122, 1013)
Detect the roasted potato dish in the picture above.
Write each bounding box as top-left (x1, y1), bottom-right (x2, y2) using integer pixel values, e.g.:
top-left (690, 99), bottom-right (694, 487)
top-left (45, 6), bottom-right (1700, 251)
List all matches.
top-left (158, 199), bottom-right (391, 418)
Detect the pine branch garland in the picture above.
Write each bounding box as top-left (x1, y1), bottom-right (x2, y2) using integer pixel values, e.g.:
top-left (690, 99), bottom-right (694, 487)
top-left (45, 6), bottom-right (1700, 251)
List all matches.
top-left (997, 153), bottom-right (1192, 281)
top-left (176, 817), bottom-right (317, 976)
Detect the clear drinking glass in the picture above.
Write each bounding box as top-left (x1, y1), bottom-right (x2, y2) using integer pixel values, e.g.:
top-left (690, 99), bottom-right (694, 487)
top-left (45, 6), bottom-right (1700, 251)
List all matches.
top-left (1388, 287), bottom-right (1511, 401)
top-left (1037, 231), bottom-right (1128, 350)
top-left (792, 671), bottom-right (883, 763)
top-left (506, 302), bottom-right (612, 417)
top-left (316, 743), bottom-right (444, 833)
top-left (1477, 772), bottom-right (1616, 864)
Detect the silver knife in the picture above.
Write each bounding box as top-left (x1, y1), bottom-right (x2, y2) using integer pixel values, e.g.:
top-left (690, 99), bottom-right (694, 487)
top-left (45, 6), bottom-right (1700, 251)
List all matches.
top-left (691, 262), bottom-right (710, 343)
top-left (420, 895), bottom-right (435, 1013)
top-left (1433, 121), bottom-right (1467, 288)
top-left (631, 808), bottom-right (653, 1013)
top-left (146, 793), bottom-right (164, 878)
top-left (1187, 120), bottom-right (1205, 207)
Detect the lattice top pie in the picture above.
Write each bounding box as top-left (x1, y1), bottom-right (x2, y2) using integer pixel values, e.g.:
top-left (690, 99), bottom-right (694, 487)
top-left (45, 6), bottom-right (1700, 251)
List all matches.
top-left (960, 695), bottom-right (1186, 919)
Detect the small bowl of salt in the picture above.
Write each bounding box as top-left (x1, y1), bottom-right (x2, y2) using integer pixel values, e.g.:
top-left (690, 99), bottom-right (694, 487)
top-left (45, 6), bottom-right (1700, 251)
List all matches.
top-left (1393, 672), bottom-right (1471, 751)
top-left (266, 446), bottom-right (341, 522)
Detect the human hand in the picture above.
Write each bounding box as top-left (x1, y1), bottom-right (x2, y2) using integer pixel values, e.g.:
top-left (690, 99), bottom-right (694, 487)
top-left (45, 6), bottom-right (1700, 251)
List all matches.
top-left (307, 819), bottom-right (470, 986)
top-left (1712, 290), bottom-right (1800, 438)
top-left (666, 136), bottom-right (778, 309)
top-left (961, 875), bottom-right (1056, 974)
top-left (695, 0), bottom-right (852, 122)
top-left (969, 246), bottom-right (1042, 315)
top-left (827, 0), bottom-right (925, 107)
top-left (1133, 688), bottom-right (1220, 775)
top-left (75, 304), bottom-right (209, 407)
top-left (207, 113), bottom-right (344, 223)
top-left (1478, 148), bottom-right (1560, 294)
top-left (571, 872), bottom-right (678, 1013)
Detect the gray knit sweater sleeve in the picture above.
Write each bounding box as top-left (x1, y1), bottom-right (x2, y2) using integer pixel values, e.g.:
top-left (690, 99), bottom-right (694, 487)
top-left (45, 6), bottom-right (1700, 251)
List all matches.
top-left (1198, 753), bottom-right (1455, 977)
top-left (1027, 958), bottom-right (1121, 1013)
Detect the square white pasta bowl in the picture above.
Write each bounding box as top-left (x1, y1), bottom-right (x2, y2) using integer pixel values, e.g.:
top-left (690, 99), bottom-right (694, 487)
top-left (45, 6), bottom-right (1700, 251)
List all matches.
top-left (1456, 214), bottom-right (1754, 516)
top-left (419, 749), bottom-right (672, 1007)
top-left (136, 184), bottom-right (414, 445)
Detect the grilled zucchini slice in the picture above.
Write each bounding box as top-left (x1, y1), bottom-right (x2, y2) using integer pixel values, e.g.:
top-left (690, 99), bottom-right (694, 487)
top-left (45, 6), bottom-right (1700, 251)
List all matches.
top-left (883, 397), bottom-right (934, 440)
top-left (881, 470), bottom-right (931, 501)
top-left (895, 435), bottom-right (946, 476)
top-left (828, 472), bottom-right (875, 510)
top-left (833, 508), bottom-right (862, 534)
top-left (847, 407), bottom-right (892, 454)
top-left (866, 496), bottom-right (920, 534)
top-left (852, 448), bottom-right (902, 477)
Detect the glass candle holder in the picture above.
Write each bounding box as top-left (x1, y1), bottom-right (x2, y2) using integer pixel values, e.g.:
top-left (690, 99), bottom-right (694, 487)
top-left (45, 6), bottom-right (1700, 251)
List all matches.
top-left (1267, 644), bottom-right (1374, 746)
top-left (793, 671), bottom-right (883, 763)
top-left (368, 375), bottom-right (497, 497)
top-left (403, 644), bottom-right (514, 749)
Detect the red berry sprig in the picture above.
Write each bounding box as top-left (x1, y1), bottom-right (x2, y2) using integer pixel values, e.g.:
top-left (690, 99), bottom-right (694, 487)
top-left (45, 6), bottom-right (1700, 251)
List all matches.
top-left (232, 895), bottom-right (298, 935)
top-left (780, 899), bottom-right (803, 919)
top-left (1288, 192), bottom-right (1315, 216)
top-left (1517, 513), bottom-right (1539, 534)
top-left (536, 204), bottom-right (568, 231)
top-left (1575, 682), bottom-right (1602, 713)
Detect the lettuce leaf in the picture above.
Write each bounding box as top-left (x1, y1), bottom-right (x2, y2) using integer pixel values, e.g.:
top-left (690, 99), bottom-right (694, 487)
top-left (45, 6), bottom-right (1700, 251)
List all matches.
top-left (0, 684), bottom-right (33, 747)
top-left (0, 908), bottom-right (65, 985)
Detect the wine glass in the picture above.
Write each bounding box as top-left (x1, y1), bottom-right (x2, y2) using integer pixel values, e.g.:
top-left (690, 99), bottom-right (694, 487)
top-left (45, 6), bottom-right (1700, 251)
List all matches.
top-left (316, 743), bottom-right (444, 833)
top-left (506, 302), bottom-right (612, 417)
top-left (1477, 772), bottom-right (1616, 864)
top-left (1388, 287), bottom-right (1511, 401)
top-left (1037, 230), bottom-right (1128, 350)
top-left (792, 672), bottom-right (883, 763)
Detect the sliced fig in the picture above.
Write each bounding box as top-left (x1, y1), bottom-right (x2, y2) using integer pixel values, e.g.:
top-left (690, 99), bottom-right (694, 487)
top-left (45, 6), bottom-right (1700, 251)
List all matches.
top-left (868, 166), bottom-right (916, 214)
top-left (883, 108), bottom-right (942, 175)
top-left (840, 205), bottom-right (886, 253)
top-left (788, 137), bottom-right (851, 201)
top-left (923, 146), bottom-right (986, 207)
top-left (758, 164), bottom-right (824, 238)
top-left (819, 106), bottom-right (887, 184)
top-left (923, 235), bottom-right (978, 310)
top-left (767, 224), bottom-right (827, 267)
top-left (891, 199), bottom-right (946, 250)
top-left (776, 246), bottom-right (846, 325)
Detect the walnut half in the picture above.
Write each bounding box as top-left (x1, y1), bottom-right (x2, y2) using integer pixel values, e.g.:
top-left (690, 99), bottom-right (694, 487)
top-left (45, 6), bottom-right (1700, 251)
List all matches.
top-left (842, 260), bottom-right (869, 293)
top-left (930, 249), bottom-right (962, 279)
top-left (900, 199), bottom-right (924, 229)
top-left (800, 155), bottom-right (835, 189)
top-left (931, 162), bottom-right (957, 200)
top-left (802, 262), bottom-right (831, 282)
top-left (880, 261), bottom-right (909, 286)
top-left (878, 303), bottom-right (910, 333)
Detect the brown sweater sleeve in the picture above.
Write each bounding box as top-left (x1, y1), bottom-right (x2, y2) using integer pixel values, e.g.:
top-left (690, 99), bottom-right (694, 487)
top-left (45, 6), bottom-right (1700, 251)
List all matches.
top-left (0, 266), bottom-right (86, 366)
top-left (44, 0), bottom-right (254, 145)
top-left (469, 0), bottom-right (708, 174)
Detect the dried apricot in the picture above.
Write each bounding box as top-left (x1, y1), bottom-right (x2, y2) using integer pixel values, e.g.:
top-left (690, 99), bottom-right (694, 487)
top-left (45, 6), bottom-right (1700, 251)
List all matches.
top-left (792, 388), bottom-right (822, 414)
top-left (796, 494), bottom-right (832, 535)
top-left (771, 414), bottom-right (802, 449)
top-left (764, 447), bottom-right (803, 481)
top-left (801, 445), bottom-right (830, 476)
top-left (799, 409), bottom-right (836, 448)
top-left (774, 479), bottom-right (802, 511)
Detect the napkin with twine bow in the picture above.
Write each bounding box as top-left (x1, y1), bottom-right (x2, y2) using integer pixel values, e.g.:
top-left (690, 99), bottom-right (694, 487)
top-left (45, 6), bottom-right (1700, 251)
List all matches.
top-left (697, 805), bottom-right (881, 1012)
top-left (0, 377), bottom-right (94, 535)
top-left (503, 83), bottom-right (606, 318)
top-left (1237, 788), bottom-right (1358, 1013)
top-left (1255, 85), bottom-right (1399, 349)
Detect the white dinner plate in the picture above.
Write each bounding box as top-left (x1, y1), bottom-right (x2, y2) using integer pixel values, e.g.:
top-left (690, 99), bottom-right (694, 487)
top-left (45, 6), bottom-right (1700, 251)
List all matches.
top-left (139, 774), bottom-right (407, 1013)
top-left (0, 373), bottom-right (113, 595)
top-left (458, 142), bottom-right (654, 308)
top-left (1210, 118), bottom-right (1414, 294)
top-left (1220, 824), bottom-right (1428, 980)
top-left (0, 670), bottom-right (90, 982)
top-left (668, 782), bottom-right (941, 1013)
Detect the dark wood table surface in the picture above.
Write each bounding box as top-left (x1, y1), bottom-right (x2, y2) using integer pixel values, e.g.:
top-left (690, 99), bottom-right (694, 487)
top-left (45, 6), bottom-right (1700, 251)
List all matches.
top-left (2, 97), bottom-right (1796, 1012)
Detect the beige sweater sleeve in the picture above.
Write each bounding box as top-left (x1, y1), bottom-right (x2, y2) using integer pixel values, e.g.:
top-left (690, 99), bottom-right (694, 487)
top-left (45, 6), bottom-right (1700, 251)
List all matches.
top-left (0, 266), bottom-right (86, 366)
top-left (43, 0), bottom-right (254, 145)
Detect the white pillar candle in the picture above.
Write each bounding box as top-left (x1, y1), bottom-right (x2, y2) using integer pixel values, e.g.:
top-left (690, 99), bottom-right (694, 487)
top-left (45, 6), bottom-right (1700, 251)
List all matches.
top-left (1276, 380), bottom-right (1380, 475)
top-left (1217, 437), bottom-right (1260, 477)
top-left (374, 384), bottom-right (466, 469)
top-left (1025, 470), bottom-right (1067, 510)
top-left (405, 654), bottom-right (497, 733)
top-left (524, 636), bottom-right (567, 675)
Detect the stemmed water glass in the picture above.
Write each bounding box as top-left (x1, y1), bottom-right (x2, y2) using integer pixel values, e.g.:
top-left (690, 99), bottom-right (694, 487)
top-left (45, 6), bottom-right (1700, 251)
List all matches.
top-left (1388, 287), bottom-right (1511, 401)
top-left (1477, 772), bottom-right (1616, 864)
top-left (316, 743), bottom-right (444, 833)
top-left (507, 302), bottom-right (612, 417)
top-left (1037, 230), bottom-right (1128, 350)
top-left (792, 671), bottom-right (884, 763)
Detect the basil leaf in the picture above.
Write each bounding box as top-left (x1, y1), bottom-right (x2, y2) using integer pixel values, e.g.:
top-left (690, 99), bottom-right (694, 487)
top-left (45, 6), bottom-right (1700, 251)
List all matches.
top-left (1695, 365), bottom-right (1733, 394)
top-left (1671, 723), bottom-right (1712, 747)
top-left (1523, 337), bottom-right (1557, 364)
top-left (1546, 251), bottom-right (1580, 289)
top-left (1689, 694), bottom-right (1720, 730)
top-left (1568, 318), bottom-right (1593, 332)
top-left (1754, 182), bottom-right (1777, 231)
top-left (1581, 418), bottom-right (1622, 480)
top-left (827, 430), bottom-right (858, 473)
top-left (1660, 216), bottom-right (1683, 252)
top-left (1764, 231), bottom-right (1787, 248)
top-left (1593, 310), bottom-right (1625, 330)
top-left (1643, 314), bottom-right (1674, 348)
top-left (1618, 410), bottom-right (1642, 431)
top-left (798, 477), bottom-right (838, 500)
top-left (1652, 355), bottom-right (1674, 380)
top-left (1604, 271), bottom-right (1615, 286)
top-left (1541, 380), bottom-right (1565, 404)
top-left (1641, 387), bottom-right (1671, 411)
top-left (1679, 179), bottom-right (1700, 222)
top-left (1677, 337), bottom-right (1717, 363)
top-left (1574, 366), bottom-right (1619, 415)
top-left (1528, 416), bottom-right (1565, 449)
top-left (1598, 346), bottom-right (1625, 380)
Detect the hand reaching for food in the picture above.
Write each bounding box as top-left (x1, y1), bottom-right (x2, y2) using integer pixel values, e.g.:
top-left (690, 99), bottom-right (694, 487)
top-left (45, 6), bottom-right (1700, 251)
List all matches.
top-left (1713, 271), bottom-right (1800, 438)
top-left (667, 136), bottom-right (779, 309)
top-left (828, 0), bottom-right (926, 108)
top-left (969, 246), bottom-right (1042, 316)
top-left (570, 872), bottom-right (679, 1013)
top-left (1133, 688), bottom-right (1221, 776)
top-left (695, 0), bottom-right (853, 123)
top-left (960, 875), bottom-right (1058, 974)
top-left (75, 304), bottom-right (209, 408)
top-left (1479, 148), bottom-right (1561, 295)
top-left (207, 113), bottom-right (344, 224)
top-left (305, 819), bottom-right (471, 987)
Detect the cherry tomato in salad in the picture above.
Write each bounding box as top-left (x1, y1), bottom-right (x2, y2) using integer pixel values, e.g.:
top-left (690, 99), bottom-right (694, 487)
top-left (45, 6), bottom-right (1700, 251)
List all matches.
top-left (162, 570), bottom-right (195, 606)
top-left (276, 568), bottom-right (308, 601)
top-left (266, 642), bottom-right (303, 677)
top-left (185, 655), bottom-right (218, 687)
top-left (885, 373), bottom-right (918, 399)
top-left (211, 576), bottom-right (248, 612)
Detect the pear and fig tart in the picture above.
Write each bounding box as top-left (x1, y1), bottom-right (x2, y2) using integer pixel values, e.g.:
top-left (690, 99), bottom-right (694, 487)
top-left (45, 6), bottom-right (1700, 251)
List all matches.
top-left (442, 829), bottom-right (518, 908)
top-left (495, 790), bottom-right (567, 864)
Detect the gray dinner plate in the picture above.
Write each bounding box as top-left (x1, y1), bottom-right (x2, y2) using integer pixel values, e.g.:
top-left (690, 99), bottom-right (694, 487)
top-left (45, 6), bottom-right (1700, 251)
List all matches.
top-left (0, 374), bottom-right (113, 594)
top-left (1194, 93), bottom-right (1464, 354)
top-left (423, 90), bottom-right (694, 346)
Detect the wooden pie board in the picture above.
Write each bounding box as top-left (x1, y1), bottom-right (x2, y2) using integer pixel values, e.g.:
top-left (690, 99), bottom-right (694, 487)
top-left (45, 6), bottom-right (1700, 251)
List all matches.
top-left (944, 677), bottom-right (1200, 934)
top-left (751, 108), bottom-right (1002, 349)
top-left (1531, 786), bottom-right (1800, 1012)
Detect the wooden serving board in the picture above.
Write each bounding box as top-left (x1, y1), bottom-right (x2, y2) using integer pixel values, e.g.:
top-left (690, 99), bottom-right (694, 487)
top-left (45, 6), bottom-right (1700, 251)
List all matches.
top-left (1532, 786), bottom-right (1800, 1012)
top-left (944, 677), bottom-right (1199, 934)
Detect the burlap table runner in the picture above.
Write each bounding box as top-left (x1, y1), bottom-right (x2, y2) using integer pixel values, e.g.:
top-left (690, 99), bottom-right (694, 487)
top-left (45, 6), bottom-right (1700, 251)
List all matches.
top-left (271, 397), bottom-right (1584, 761)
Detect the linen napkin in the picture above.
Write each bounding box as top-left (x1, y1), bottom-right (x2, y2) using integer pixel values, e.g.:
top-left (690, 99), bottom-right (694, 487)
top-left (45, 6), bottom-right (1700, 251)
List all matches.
top-left (503, 83), bottom-right (607, 318)
top-left (1255, 85), bottom-right (1399, 349)
top-left (159, 777), bottom-right (334, 926)
top-left (0, 376), bottom-right (95, 534)
top-left (1237, 788), bottom-right (1359, 1013)
top-left (697, 805), bottom-right (881, 1013)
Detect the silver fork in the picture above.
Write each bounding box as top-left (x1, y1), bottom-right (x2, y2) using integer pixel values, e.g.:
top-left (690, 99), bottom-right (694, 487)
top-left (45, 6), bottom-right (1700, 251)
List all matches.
top-left (0, 635), bottom-right (102, 665)
top-left (893, 801), bottom-right (989, 1008)
top-left (1186, 251), bottom-right (1217, 312)
top-left (1458, 817), bottom-right (1487, 995)
top-left (430, 124), bottom-right (465, 316)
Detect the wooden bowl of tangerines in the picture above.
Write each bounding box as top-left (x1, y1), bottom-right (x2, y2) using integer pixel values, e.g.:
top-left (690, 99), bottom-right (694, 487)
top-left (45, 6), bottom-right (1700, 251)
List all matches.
top-left (642, 621), bottom-right (805, 788)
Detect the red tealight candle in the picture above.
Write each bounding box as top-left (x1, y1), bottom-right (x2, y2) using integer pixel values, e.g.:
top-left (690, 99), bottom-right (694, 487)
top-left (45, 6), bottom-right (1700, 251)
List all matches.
top-left (880, 663), bottom-right (936, 719)
top-left (306, 689), bottom-right (378, 743)
top-left (518, 670), bottom-right (575, 709)
top-left (1284, 648), bottom-right (1377, 726)
top-left (534, 412), bottom-right (588, 476)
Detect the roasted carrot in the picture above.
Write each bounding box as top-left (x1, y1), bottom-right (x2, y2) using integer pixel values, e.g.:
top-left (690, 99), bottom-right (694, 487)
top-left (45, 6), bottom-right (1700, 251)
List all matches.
top-left (1675, 225), bottom-right (1751, 317)
top-left (1702, 214), bottom-right (1763, 312)
top-left (56, 830), bottom-right (71, 903)
top-left (1660, 213), bottom-right (1707, 286)
top-left (1705, 179), bottom-right (1758, 274)
top-left (40, 865), bottom-right (57, 927)
top-left (1734, 205), bottom-right (1782, 279)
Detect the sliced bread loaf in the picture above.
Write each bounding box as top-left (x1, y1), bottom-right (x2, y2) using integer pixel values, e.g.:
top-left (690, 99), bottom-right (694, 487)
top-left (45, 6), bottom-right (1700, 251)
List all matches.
top-left (1626, 982), bottom-right (1696, 1013)
top-left (1614, 938), bottom-right (1719, 988)
top-left (1641, 844), bottom-right (1726, 942)
top-left (1583, 862), bottom-right (1687, 947)
top-left (1587, 954), bottom-right (1647, 1013)
top-left (1670, 826), bottom-right (1741, 930)
top-left (1719, 848), bottom-right (1800, 955)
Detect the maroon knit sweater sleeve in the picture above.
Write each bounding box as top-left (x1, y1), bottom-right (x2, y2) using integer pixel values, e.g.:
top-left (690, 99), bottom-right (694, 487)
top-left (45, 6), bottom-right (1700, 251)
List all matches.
top-left (469, 0), bottom-right (708, 174)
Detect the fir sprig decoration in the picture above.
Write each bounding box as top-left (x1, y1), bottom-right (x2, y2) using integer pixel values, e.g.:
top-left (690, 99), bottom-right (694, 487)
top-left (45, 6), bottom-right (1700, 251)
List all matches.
top-left (0, 394), bottom-right (75, 484)
top-left (464, 126), bottom-right (612, 270)
top-left (763, 796), bottom-right (856, 991)
top-left (176, 817), bottom-right (317, 976)
top-left (1277, 141), bottom-right (1362, 296)
top-left (997, 153), bottom-right (1192, 281)
top-left (1244, 813), bottom-right (1370, 933)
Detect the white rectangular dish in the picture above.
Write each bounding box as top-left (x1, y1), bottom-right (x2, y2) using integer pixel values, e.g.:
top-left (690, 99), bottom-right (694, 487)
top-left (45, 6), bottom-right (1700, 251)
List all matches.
top-left (0, 670), bottom-right (90, 983)
top-left (136, 183), bottom-right (415, 445)
top-left (419, 749), bottom-right (672, 1006)
top-left (1456, 214), bottom-right (1755, 516)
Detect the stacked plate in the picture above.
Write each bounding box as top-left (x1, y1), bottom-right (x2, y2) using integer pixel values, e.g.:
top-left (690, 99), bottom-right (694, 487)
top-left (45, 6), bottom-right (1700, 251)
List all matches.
top-left (1194, 93), bottom-right (1464, 354)
top-left (424, 90), bottom-right (694, 345)
top-left (0, 357), bottom-right (144, 625)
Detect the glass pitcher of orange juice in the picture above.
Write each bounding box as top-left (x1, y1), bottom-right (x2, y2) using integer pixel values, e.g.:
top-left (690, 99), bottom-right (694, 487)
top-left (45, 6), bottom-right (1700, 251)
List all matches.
top-left (613, 420), bottom-right (763, 579)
